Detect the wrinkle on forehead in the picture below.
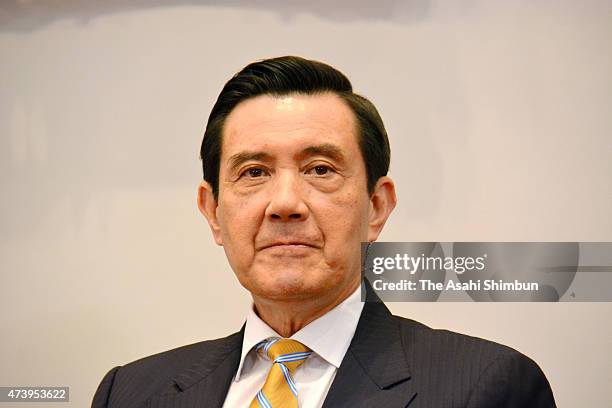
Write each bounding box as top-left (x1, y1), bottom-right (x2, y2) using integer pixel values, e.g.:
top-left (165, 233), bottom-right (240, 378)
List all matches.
top-left (222, 93), bottom-right (357, 147)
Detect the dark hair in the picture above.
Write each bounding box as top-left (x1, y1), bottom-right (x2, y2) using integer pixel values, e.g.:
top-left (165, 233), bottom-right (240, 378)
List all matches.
top-left (200, 56), bottom-right (390, 200)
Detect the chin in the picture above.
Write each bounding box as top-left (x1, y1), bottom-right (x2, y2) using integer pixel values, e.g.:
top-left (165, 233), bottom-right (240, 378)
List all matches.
top-left (248, 268), bottom-right (330, 301)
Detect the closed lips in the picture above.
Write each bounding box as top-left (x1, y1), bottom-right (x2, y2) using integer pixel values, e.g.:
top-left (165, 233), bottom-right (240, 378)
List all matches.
top-left (259, 241), bottom-right (319, 250)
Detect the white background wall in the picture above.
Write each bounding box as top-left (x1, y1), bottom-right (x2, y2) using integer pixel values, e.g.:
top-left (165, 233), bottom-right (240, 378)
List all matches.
top-left (1, 1), bottom-right (611, 406)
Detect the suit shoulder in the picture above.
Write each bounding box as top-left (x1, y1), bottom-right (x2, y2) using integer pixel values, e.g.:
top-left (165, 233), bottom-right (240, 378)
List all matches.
top-left (393, 314), bottom-right (527, 361)
top-left (96, 331), bottom-right (242, 408)
top-left (119, 330), bottom-right (241, 375)
top-left (391, 315), bottom-right (555, 406)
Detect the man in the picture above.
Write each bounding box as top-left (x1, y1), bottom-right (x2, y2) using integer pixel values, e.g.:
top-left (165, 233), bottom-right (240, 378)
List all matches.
top-left (92, 56), bottom-right (556, 407)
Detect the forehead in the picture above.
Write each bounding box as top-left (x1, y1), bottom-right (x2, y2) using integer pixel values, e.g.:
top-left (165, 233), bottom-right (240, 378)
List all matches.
top-left (221, 93), bottom-right (359, 160)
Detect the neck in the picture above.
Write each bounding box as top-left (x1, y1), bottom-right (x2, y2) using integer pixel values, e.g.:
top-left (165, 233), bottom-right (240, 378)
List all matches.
top-left (252, 279), bottom-right (360, 337)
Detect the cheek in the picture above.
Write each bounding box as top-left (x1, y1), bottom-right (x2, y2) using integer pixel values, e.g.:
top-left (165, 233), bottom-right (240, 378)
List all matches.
top-left (217, 195), bottom-right (261, 252)
top-left (317, 190), bottom-right (370, 246)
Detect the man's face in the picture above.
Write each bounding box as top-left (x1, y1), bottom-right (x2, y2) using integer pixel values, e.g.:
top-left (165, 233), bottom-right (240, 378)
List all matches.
top-left (199, 93), bottom-right (394, 303)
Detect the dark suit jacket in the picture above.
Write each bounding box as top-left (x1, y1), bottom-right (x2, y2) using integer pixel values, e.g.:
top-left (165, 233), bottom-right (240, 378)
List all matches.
top-left (92, 286), bottom-right (556, 408)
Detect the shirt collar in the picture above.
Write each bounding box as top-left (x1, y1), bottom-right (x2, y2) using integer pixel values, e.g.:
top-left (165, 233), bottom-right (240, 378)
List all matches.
top-left (234, 285), bottom-right (364, 381)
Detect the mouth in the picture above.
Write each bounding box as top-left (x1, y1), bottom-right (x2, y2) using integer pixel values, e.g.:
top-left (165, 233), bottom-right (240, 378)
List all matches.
top-left (260, 242), bottom-right (318, 250)
top-left (258, 243), bottom-right (318, 257)
top-left (257, 239), bottom-right (322, 253)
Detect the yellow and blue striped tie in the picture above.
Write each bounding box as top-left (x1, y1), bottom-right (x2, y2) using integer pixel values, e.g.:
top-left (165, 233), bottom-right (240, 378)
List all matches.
top-left (249, 338), bottom-right (312, 408)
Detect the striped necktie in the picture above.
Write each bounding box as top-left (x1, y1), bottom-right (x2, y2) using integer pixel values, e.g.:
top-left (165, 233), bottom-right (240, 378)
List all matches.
top-left (249, 338), bottom-right (312, 408)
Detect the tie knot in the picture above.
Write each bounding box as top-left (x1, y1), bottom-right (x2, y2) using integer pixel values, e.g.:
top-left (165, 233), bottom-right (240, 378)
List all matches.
top-left (256, 338), bottom-right (312, 369)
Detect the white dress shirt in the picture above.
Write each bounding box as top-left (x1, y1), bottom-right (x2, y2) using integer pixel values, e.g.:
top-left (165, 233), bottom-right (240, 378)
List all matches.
top-left (222, 286), bottom-right (364, 408)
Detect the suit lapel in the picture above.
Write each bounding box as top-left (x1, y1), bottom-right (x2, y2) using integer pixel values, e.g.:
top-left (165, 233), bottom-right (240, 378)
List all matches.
top-left (146, 328), bottom-right (244, 408)
top-left (322, 282), bottom-right (416, 408)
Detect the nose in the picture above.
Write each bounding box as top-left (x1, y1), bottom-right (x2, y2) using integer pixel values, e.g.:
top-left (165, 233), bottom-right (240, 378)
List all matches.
top-left (265, 171), bottom-right (309, 222)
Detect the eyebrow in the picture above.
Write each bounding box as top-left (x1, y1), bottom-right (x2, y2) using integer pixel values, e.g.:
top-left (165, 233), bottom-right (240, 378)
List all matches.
top-left (226, 143), bottom-right (346, 171)
top-left (299, 143), bottom-right (346, 163)
top-left (227, 152), bottom-right (273, 171)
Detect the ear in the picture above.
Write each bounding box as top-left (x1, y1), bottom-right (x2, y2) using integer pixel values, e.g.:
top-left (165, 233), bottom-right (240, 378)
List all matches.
top-left (367, 176), bottom-right (397, 242)
top-left (197, 181), bottom-right (223, 246)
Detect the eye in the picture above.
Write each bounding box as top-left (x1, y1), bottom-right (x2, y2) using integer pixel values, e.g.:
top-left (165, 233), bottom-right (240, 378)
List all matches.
top-left (307, 165), bottom-right (332, 176)
top-left (240, 167), bottom-right (268, 178)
